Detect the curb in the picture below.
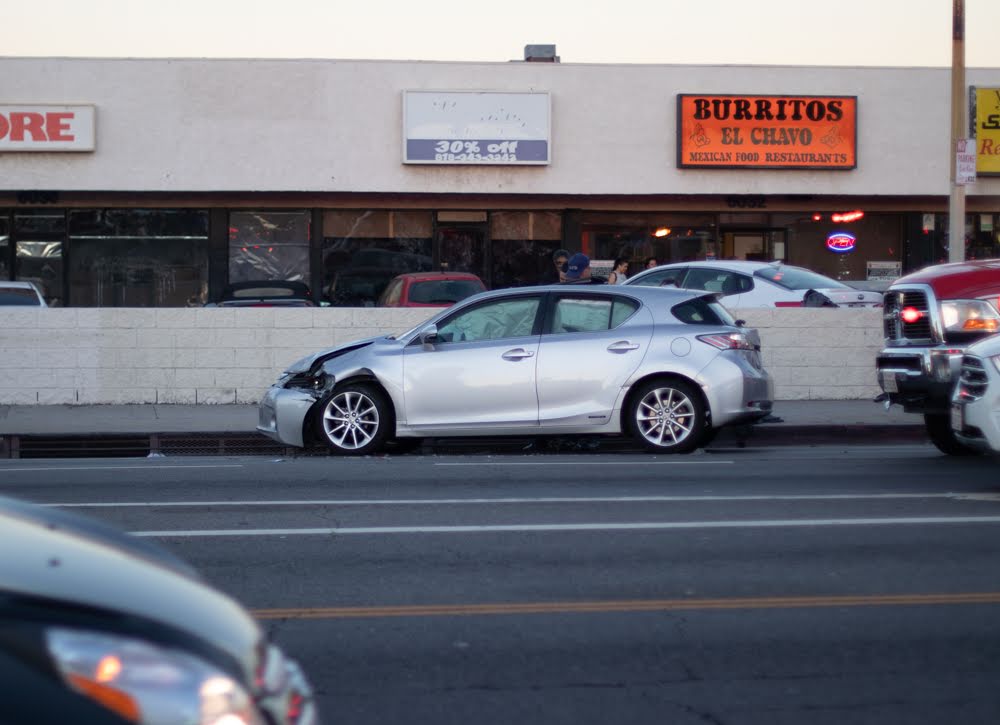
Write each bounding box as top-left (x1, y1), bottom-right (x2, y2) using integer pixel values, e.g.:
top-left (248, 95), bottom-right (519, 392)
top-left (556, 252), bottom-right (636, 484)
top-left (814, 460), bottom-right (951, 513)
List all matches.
top-left (0, 424), bottom-right (927, 459)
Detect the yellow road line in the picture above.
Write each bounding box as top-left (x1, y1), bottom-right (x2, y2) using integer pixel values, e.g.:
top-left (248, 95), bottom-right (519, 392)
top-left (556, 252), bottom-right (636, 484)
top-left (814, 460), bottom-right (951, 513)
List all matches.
top-left (252, 592), bottom-right (1000, 620)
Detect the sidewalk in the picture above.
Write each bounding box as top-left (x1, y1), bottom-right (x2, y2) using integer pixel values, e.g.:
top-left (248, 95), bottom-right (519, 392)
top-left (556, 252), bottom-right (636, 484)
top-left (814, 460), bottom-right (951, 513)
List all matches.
top-left (0, 400), bottom-right (925, 458)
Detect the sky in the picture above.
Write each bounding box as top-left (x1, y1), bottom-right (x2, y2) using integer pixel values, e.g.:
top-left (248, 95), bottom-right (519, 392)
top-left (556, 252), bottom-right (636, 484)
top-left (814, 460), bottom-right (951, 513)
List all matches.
top-left (2, 0), bottom-right (999, 67)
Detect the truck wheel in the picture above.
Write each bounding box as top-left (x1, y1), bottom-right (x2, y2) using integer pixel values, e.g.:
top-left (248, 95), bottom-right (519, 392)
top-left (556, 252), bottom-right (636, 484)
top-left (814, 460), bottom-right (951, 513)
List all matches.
top-left (923, 413), bottom-right (980, 456)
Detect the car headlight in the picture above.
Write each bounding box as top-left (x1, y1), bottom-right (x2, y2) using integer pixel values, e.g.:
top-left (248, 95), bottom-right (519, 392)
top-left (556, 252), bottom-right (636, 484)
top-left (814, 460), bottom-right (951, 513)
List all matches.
top-left (46, 628), bottom-right (263, 725)
top-left (939, 300), bottom-right (1000, 333)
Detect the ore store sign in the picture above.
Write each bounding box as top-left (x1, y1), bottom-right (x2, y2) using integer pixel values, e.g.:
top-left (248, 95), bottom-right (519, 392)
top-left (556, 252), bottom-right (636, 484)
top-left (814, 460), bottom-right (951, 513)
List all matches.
top-left (677, 94), bottom-right (857, 170)
top-left (0, 104), bottom-right (95, 151)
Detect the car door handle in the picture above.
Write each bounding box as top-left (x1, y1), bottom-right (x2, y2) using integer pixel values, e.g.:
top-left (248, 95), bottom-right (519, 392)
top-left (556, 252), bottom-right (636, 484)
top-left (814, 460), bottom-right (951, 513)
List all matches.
top-left (502, 348), bottom-right (535, 360)
top-left (607, 341), bottom-right (640, 352)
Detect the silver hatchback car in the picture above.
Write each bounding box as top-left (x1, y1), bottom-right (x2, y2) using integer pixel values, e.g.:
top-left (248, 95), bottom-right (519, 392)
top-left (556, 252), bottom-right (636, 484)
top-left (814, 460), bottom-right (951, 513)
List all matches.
top-left (258, 285), bottom-right (773, 454)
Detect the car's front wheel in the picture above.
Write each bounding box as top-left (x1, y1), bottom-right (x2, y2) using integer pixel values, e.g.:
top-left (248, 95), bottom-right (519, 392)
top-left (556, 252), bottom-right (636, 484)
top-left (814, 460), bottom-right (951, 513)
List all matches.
top-left (315, 383), bottom-right (392, 455)
top-left (923, 413), bottom-right (980, 456)
top-left (627, 379), bottom-right (706, 453)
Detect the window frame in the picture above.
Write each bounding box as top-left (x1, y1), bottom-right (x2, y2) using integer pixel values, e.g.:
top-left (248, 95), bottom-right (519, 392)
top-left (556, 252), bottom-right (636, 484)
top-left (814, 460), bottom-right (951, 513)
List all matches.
top-left (409, 292), bottom-right (546, 346)
top-left (541, 291), bottom-right (641, 335)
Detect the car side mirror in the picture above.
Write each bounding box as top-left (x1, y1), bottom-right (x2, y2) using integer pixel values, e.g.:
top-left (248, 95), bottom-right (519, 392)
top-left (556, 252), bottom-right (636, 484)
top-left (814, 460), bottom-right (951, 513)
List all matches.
top-left (735, 319), bottom-right (746, 327)
top-left (420, 324), bottom-right (440, 346)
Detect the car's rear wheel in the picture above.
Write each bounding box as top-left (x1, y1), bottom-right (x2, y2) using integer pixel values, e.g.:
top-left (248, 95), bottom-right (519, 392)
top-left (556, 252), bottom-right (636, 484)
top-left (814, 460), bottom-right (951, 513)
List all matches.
top-left (923, 413), bottom-right (980, 456)
top-left (315, 383), bottom-right (392, 455)
top-left (627, 379), bottom-right (705, 453)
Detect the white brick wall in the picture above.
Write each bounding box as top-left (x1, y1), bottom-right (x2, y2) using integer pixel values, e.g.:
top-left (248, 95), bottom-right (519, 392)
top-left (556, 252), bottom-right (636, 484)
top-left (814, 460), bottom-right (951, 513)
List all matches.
top-left (0, 308), bottom-right (883, 404)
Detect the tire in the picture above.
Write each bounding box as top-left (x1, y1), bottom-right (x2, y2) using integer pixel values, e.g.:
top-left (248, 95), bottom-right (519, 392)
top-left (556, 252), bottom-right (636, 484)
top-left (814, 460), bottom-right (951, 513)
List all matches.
top-left (923, 413), bottom-right (980, 457)
top-left (314, 383), bottom-right (392, 455)
top-left (626, 379), bottom-right (706, 453)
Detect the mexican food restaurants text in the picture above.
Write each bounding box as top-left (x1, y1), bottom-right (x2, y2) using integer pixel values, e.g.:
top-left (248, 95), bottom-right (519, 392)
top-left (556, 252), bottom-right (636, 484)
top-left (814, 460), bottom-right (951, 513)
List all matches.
top-left (677, 94), bottom-right (857, 170)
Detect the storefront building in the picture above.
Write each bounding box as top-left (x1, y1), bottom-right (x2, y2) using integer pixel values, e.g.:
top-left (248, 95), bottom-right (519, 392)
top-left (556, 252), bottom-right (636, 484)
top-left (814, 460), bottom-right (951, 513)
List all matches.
top-left (1, 56), bottom-right (999, 307)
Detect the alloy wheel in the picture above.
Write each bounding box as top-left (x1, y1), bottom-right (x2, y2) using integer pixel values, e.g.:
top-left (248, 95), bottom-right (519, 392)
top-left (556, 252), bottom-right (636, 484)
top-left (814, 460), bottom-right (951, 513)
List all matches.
top-left (322, 390), bottom-right (381, 450)
top-left (635, 386), bottom-right (696, 448)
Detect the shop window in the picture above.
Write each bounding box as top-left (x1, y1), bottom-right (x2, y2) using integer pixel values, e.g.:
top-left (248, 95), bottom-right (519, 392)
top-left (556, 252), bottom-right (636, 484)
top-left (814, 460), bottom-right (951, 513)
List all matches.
top-left (322, 210), bottom-right (432, 307)
top-left (15, 241), bottom-right (63, 306)
top-left (581, 212), bottom-right (718, 273)
top-left (229, 211), bottom-right (310, 287)
top-left (969, 213), bottom-right (1000, 260)
top-left (490, 211), bottom-right (563, 289)
top-left (0, 216), bottom-right (9, 280)
top-left (68, 209), bottom-right (209, 307)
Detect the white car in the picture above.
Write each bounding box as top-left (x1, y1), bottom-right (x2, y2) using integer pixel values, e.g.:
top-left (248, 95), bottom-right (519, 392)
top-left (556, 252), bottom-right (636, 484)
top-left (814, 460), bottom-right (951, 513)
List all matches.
top-left (624, 260), bottom-right (882, 309)
top-left (0, 280), bottom-right (48, 306)
top-left (951, 333), bottom-right (1000, 455)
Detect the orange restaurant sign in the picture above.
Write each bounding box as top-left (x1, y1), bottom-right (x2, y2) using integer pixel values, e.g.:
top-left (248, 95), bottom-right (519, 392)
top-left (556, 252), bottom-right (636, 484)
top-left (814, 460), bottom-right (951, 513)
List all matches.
top-left (677, 94), bottom-right (857, 170)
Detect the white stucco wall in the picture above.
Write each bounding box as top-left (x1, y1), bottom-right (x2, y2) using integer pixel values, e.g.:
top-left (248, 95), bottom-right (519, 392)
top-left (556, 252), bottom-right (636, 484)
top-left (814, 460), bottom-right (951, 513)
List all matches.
top-left (0, 308), bottom-right (883, 405)
top-left (1, 58), bottom-right (998, 198)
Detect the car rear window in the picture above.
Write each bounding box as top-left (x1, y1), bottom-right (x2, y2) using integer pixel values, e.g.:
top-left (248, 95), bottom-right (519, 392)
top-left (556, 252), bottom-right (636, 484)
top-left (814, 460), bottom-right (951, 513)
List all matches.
top-left (0, 288), bottom-right (42, 306)
top-left (754, 265), bottom-right (848, 290)
top-left (409, 280), bottom-right (484, 304)
top-left (670, 297), bottom-right (737, 326)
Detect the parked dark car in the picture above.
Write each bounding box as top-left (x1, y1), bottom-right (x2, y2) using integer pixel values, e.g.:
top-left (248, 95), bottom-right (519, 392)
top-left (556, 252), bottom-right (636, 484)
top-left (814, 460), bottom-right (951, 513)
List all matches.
top-left (213, 281), bottom-right (317, 307)
top-left (0, 495), bottom-right (317, 725)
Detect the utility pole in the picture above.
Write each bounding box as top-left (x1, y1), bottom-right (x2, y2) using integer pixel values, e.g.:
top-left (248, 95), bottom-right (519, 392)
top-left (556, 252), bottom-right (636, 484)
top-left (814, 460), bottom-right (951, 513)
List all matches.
top-left (948, 0), bottom-right (966, 263)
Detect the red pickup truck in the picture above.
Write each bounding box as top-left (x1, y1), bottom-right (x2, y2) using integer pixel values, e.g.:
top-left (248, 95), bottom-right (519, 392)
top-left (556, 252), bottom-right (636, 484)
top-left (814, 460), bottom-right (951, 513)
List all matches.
top-left (875, 259), bottom-right (1000, 454)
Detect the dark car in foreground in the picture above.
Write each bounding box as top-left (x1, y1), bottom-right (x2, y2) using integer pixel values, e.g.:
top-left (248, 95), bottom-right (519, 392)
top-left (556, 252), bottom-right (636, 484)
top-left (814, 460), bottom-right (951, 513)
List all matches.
top-left (258, 285), bottom-right (773, 455)
top-left (0, 496), bottom-right (316, 725)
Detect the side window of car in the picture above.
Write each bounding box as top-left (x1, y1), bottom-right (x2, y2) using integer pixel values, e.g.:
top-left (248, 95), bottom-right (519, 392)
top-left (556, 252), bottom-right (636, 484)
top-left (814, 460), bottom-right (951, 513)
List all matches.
top-left (436, 297), bottom-right (541, 343)
top-left (550, 297), bottom-right (614, 333)
top-left (682, 269), bottom-right (748, 296)
top-left (632, 268), bottom-right (686, 288)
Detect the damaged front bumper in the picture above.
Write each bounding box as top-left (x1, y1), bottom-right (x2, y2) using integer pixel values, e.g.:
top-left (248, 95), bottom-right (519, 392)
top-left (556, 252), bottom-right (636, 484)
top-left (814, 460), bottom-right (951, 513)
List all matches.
top-left (257, 385), bottom-right (319, 448)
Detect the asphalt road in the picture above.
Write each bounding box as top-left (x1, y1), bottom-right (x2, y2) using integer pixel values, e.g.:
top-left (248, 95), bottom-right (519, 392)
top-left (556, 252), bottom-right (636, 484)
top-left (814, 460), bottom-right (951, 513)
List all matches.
top-left (3, 444), bottom-right (1000, 725)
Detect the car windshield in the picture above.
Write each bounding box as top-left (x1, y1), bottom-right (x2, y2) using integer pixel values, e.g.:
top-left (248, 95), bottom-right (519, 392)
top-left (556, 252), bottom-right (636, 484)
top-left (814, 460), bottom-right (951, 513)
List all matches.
top-left (408, 279), bottom-right (484, 304)
top-left (0, 288), bottom-right (42, 306)
top-left (754, 265), bottom-right (849, 290)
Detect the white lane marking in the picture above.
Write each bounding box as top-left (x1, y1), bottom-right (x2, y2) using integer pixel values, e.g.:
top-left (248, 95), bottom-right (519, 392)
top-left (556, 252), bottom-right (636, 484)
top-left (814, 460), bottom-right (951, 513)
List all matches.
top-left (131, 516), bottom-right (1000, 537)
top-left (48, 492), bottom-right (965, 508)
top-left (0, 464), bottom-right (245, 472)
top-left (435, 461), bottom-right (734, 466)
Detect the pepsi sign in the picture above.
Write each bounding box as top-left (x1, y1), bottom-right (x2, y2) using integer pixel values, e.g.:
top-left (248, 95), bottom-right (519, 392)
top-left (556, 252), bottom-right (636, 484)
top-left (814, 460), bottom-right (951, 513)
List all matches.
top-left (826, 231), bottom-right (856, 254)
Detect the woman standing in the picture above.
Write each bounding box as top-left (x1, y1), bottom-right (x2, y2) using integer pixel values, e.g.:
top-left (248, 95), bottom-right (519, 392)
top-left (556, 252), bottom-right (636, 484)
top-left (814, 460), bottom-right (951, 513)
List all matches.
top-left (607, 257), bottom-right (629, 285)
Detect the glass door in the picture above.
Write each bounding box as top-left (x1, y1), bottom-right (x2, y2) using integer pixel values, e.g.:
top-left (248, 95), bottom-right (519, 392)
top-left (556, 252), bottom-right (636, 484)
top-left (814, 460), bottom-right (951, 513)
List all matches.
top-left (436, 224), bottom-right (487, 281)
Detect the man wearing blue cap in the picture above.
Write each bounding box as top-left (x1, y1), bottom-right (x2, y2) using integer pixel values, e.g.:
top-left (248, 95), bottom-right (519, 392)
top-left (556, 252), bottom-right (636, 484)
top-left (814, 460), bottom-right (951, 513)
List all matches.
top-left (560, 253), bottom-right (607, 285)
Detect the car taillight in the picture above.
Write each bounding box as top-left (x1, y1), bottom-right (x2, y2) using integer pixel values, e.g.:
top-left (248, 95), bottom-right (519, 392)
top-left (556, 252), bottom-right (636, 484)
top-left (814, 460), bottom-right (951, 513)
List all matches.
top-left (697, 333), bottom-right (755, 350)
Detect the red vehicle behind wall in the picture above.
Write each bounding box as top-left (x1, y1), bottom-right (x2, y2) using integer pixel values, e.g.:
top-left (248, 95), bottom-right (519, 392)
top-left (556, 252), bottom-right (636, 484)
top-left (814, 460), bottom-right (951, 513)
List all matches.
top-left (876, 259), bottom-right (1000, 455)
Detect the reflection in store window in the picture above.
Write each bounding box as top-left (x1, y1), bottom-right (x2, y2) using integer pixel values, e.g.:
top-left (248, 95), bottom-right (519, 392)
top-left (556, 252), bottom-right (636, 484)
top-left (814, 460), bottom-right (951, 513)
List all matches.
top-left (229, 211), bottom-right (310, 285)
top-left (490, 211), bottom-right (563, 288)
top-left (15, 241), bottom-right (63, 306)
top-left (0, 218), bottom-right (9, 279)
top-left (68, 209), bottom-right (209, 307)
top-left (582, 213), bottom-right (718, 271)
top-left (322, 211), bottom-right (432, 307)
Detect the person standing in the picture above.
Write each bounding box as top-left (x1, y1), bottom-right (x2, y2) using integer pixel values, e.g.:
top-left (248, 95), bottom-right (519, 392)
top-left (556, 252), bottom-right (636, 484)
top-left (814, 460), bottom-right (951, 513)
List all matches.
top-left (543, 248), bottom-right (570, 284)
top-left (560, 253), bottom-right (607, 285)
top-left (607, 257), bottom-right (629, 285)
top-left (644, 256), bottom-right (658, 270)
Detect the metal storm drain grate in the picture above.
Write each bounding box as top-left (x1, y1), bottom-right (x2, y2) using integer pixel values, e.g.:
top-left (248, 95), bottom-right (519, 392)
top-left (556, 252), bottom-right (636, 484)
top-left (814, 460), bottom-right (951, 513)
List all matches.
top-left (14, 435), bottom-right (151, 459)
top-left (156, 433), bottom-right (287, 457)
